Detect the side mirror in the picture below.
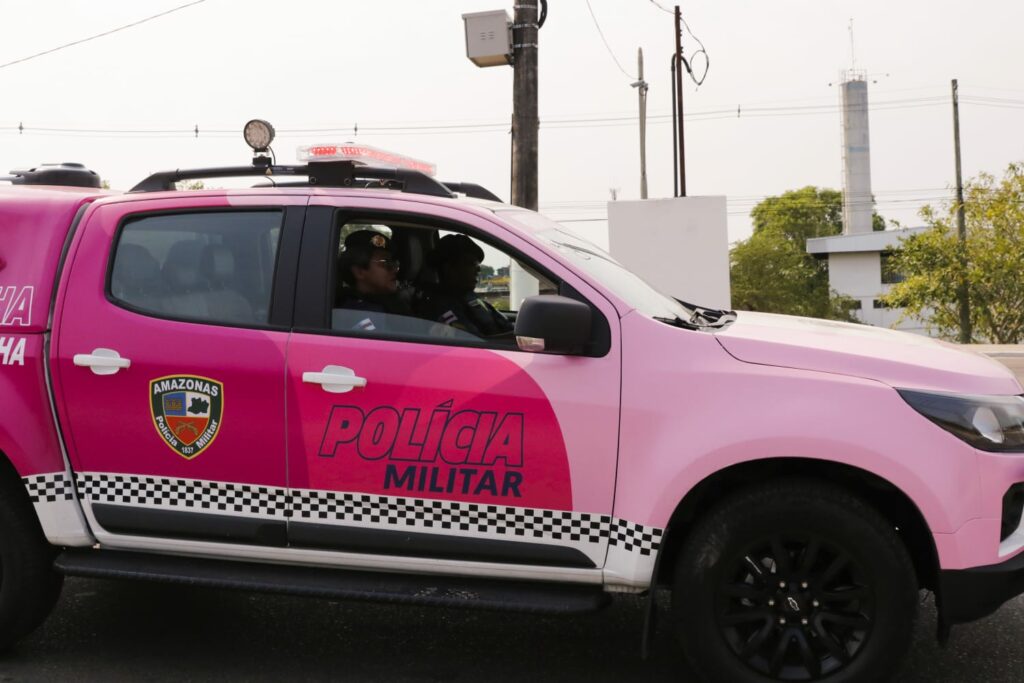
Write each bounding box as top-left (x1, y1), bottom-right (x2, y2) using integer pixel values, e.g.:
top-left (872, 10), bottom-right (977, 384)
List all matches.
top-left (514, 295), bottom-right (592, 354)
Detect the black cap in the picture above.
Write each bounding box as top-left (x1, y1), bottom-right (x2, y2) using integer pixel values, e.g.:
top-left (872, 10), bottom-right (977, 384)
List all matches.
top-left (434, 234), bottom-right (484, 263)
top-left (343, 230), bottom-right (392, 252)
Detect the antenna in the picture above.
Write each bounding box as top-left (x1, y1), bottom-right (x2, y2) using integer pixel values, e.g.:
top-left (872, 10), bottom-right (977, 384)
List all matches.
top-left (848, 18), bottom-right (856, 71)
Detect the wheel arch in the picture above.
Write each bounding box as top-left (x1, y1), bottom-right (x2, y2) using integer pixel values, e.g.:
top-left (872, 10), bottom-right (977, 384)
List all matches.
top-left (0, 447), bottom-right (46, 533)
top-left (655, 457), bottom-right (939, 591)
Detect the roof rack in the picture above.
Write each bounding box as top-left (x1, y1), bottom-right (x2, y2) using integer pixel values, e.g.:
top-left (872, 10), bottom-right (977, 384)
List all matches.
top-left (130, 160), bottom-right (457, 199)
top-left (441, 182), bottom-right (503, 203)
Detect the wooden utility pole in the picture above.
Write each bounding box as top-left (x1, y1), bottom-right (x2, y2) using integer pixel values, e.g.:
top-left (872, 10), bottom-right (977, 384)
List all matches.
top-left (952, 78), bottom-right (972, 343)
top-left (511, 2), bottom-right (539, 210)
top-left (637, 48), bottom-right (649, 199)
top-left (674, 5), bottom-right (686, 197)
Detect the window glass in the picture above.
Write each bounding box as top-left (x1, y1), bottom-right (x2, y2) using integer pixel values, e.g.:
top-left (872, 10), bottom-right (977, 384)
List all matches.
top-left (497, 208), bottom-right (695, 322)
top-left (331, 219), bottom-right (554, 348)
top-left (110, 211), bottom-right (283, 326)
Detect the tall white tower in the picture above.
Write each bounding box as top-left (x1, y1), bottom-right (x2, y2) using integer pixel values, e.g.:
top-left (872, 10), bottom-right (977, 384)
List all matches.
top-left (840, 71), bottom-right (873, 234)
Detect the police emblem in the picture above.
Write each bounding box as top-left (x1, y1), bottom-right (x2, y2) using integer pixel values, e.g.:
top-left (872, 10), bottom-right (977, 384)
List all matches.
top-left (149, 375), bottom-right (223, 459)
top-left (371, 234), bottom-right (386, 248)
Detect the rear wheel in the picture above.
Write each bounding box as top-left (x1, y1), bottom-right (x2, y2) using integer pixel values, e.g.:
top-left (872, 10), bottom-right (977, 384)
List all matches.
top-left (672, 479), bottom-right (917, 682)
top-left (0, 476), bottom-right (63, 650)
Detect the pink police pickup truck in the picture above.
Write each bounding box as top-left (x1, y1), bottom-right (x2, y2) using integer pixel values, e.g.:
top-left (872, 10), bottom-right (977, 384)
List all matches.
top-left (2, 139), bottom-right (1024, 683)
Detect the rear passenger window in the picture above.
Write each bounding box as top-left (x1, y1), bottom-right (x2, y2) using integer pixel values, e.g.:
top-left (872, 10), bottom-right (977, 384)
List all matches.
top-left (110, 211), bottom-right (283, 326)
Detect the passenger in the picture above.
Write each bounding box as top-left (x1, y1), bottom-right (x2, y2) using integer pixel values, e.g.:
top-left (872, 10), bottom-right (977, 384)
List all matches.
top-left (335, 230), bottom-right (412, 332)
top-left (421, 234), bottom-right (513, 337)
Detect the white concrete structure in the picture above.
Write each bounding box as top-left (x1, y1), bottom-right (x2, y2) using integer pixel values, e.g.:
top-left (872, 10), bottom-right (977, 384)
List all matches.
top-left (840, 73), bottom-right (874, 235)
top-left (806, 228), bottom-right (929, 333)
top-left (607, 196), bottom-right (731, 309)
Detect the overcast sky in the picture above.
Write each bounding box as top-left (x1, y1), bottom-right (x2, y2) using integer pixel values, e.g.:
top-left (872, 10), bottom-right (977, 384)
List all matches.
top-left (1, 0), bottom-right (1022, 244)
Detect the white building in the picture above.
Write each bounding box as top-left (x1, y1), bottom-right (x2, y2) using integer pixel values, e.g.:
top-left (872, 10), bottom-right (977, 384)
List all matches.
top-left (806, 227), bottom-right (929, 334)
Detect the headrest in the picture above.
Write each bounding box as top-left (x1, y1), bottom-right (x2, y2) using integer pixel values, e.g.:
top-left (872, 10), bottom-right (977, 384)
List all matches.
top-left (112, 243), bottom-right (161, 291)
top-left (201, 245), bottom-right (235, 284)
top-left (162, 240), bottom-right (206, 290)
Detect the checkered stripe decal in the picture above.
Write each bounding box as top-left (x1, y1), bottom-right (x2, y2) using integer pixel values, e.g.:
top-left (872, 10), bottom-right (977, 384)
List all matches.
top-left (29, 472), bottom-right (663, 557)
top-left (75, 473), bottom-right (290, 518)
top-left (608, 518), bottom-right (663, 556)
top-left (292, 489), bottom-right (613, 543)
top-left (22, 472), bottom-right (75, 503)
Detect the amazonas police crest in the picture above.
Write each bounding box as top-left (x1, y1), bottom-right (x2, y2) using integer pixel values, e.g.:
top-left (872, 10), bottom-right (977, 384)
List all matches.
top-left (150, 375), bottom-right (223, 459)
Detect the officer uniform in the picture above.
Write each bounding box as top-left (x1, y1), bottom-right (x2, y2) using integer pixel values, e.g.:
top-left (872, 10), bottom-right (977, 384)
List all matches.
top-left (421, 234), bottom-right (513, 338)
top-left (335, 230), bottom-right (412, 332)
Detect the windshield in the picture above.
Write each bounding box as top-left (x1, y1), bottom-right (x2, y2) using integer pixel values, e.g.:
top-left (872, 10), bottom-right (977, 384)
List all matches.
top-left (496, 209), bottom-right (695, 322)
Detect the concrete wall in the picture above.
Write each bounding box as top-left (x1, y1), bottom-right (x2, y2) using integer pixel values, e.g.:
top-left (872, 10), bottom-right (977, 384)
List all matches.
top-left (607, 196), bottom-right (731, 309)
top-left (827, 251), bottom-right (927, 334)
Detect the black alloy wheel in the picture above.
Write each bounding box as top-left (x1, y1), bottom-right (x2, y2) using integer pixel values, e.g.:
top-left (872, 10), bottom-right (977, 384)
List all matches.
top-left (717, 535), bottom-right (874, 680)
top-left (672, 479), bottom-right (918, 683)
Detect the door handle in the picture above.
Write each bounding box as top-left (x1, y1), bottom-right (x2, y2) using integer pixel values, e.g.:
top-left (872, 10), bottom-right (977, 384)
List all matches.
top-left (302, 365), bottom-right (367, 393)
top-left (73, 348), bottom-right (131, 376)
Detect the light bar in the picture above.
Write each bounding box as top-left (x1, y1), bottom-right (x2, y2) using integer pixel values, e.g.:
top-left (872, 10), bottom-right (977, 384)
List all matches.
top-left (296, 143), bottom-right (437, 177)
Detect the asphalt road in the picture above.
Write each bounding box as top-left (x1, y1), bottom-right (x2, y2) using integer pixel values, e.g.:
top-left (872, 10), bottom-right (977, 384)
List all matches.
top-left (2, 578), bottom-right (1021, 682)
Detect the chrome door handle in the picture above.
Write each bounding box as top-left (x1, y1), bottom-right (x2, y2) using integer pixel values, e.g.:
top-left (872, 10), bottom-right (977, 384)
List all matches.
top-left (302, 365), bottom-right (367, 393)
top-left (73, 348), bottom-right (131, 376)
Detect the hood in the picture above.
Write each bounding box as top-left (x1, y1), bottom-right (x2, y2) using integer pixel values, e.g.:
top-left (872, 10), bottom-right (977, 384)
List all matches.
top-left (714, 312), bottom-right (1022, 395)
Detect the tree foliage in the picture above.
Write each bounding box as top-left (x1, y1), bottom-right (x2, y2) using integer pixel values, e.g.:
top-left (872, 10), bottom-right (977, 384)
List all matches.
top-left (883, 163), bottom-right (1024, 343)
top-left (730, 186), bottom-right (875, 321)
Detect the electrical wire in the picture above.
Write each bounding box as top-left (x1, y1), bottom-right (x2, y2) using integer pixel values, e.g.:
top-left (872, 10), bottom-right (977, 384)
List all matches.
top-left (584, 0), bottom-right (636, 81)
top-left (647, 0), bottom-right (674, 15)
top-left (0, 0), bottom-right (208, 70)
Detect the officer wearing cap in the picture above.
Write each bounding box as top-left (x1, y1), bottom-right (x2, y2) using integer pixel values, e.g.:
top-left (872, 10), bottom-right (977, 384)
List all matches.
top-left (420, 234), bottom-right (513, 337)
top-left (335, 230), bottom-right (411, 332)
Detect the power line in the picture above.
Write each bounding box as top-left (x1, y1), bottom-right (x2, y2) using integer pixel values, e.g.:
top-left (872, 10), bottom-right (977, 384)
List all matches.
top-left (584, 0), bottom-right (635, 80)
top-left (0, 0), bottom-right (208, 70)
top-left (647, 0), bottom-right (674, 15)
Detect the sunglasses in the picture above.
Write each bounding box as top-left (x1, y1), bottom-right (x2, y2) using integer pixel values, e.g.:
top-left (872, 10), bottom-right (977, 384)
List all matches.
top-left (369, 258), bottom-right (401, 271)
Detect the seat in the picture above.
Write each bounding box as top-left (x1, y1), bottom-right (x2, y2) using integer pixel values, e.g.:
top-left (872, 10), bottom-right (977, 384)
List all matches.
top-left (110, 243), bottom-right (163, 312)
top-left (199, 245), bottom-right (255, 324)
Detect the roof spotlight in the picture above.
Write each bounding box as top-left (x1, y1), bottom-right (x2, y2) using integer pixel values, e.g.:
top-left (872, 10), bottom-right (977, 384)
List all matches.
top-left (243, 119), bottom-right (275, 152)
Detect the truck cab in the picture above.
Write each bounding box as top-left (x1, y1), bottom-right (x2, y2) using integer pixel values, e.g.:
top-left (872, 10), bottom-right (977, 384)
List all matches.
top-left (2, 127), bottom-right (1024, 682)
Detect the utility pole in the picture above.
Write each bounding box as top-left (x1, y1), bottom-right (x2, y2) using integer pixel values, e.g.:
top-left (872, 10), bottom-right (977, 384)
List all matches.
top-left (635, 48), bottom-right (649, 199)
top-left (511, 2), bottom-right (539, 210)
top-left (952, 78), bottom-right (972, 343)
top-left (674, 5), bottom-right (686, 197)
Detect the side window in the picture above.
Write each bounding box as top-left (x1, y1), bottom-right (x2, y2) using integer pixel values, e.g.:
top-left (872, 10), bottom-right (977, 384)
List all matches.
top-left (110, 210), bottom-right (283, 326)
top-left (330, 218), bottom-right (556, 348)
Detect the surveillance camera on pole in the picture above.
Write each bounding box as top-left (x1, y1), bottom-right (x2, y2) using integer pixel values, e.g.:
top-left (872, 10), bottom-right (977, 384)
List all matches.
top-left (463, 3), bottom-right (544, 308)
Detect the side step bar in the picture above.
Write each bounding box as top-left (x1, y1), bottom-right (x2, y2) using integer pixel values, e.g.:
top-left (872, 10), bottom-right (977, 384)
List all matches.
top-left (55, 549), bottom-right (610, 615)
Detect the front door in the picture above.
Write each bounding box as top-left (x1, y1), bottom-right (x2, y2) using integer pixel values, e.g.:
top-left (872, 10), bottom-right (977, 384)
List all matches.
top-left (53, 197), bottom-right (304, 549)
top-left (284, 199), bottom-right (622, 576)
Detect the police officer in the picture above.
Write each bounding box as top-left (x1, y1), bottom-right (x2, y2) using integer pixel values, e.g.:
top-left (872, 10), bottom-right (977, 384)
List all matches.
top-left (335, 230), bottom-right (412, 332)
top-left (421, 234), bottom-right (513, 337)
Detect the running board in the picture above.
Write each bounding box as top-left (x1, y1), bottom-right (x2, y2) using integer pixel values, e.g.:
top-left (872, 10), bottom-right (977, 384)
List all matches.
top-left (55, 549), bottom-right (609, 615)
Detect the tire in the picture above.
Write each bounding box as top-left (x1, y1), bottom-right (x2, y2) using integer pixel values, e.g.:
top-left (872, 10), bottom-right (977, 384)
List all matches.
top-left (671, 479), bottom-right (918, 683)
top-left (0, 475), bottom-right (63, 651)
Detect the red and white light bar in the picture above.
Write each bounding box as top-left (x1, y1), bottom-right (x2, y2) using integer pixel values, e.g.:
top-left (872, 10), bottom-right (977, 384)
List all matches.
top-left (297, 143), bottom-right (437, 177)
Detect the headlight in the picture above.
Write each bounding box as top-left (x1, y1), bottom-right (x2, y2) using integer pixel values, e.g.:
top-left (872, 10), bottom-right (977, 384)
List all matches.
top-left (898, 389), bottom-right (1024, 452)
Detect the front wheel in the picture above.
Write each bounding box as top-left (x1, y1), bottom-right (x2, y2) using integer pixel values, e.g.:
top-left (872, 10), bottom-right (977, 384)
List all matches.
top-left (672, 479), bottom-right (918, 683)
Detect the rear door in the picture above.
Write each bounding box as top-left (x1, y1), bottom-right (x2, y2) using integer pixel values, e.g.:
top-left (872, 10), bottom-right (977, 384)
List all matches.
top-left (283, 197), bottom-right (623, 579)
top-left (52, 194), bottom-right (304, 551)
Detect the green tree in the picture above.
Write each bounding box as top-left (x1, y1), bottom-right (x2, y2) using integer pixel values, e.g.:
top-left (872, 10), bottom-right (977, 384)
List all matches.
top-left (882, 163), bottom-right (1024, 343)
top-left (730, 186), bottom-right (876, 321)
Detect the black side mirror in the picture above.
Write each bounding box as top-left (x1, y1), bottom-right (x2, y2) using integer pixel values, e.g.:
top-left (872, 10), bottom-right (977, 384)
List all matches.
top-left (514, 295), bottom-right (592, 354)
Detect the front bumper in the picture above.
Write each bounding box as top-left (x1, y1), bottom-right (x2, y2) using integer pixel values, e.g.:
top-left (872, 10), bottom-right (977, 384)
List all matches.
top-left (939, 547), bottom-right (1024, 624)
